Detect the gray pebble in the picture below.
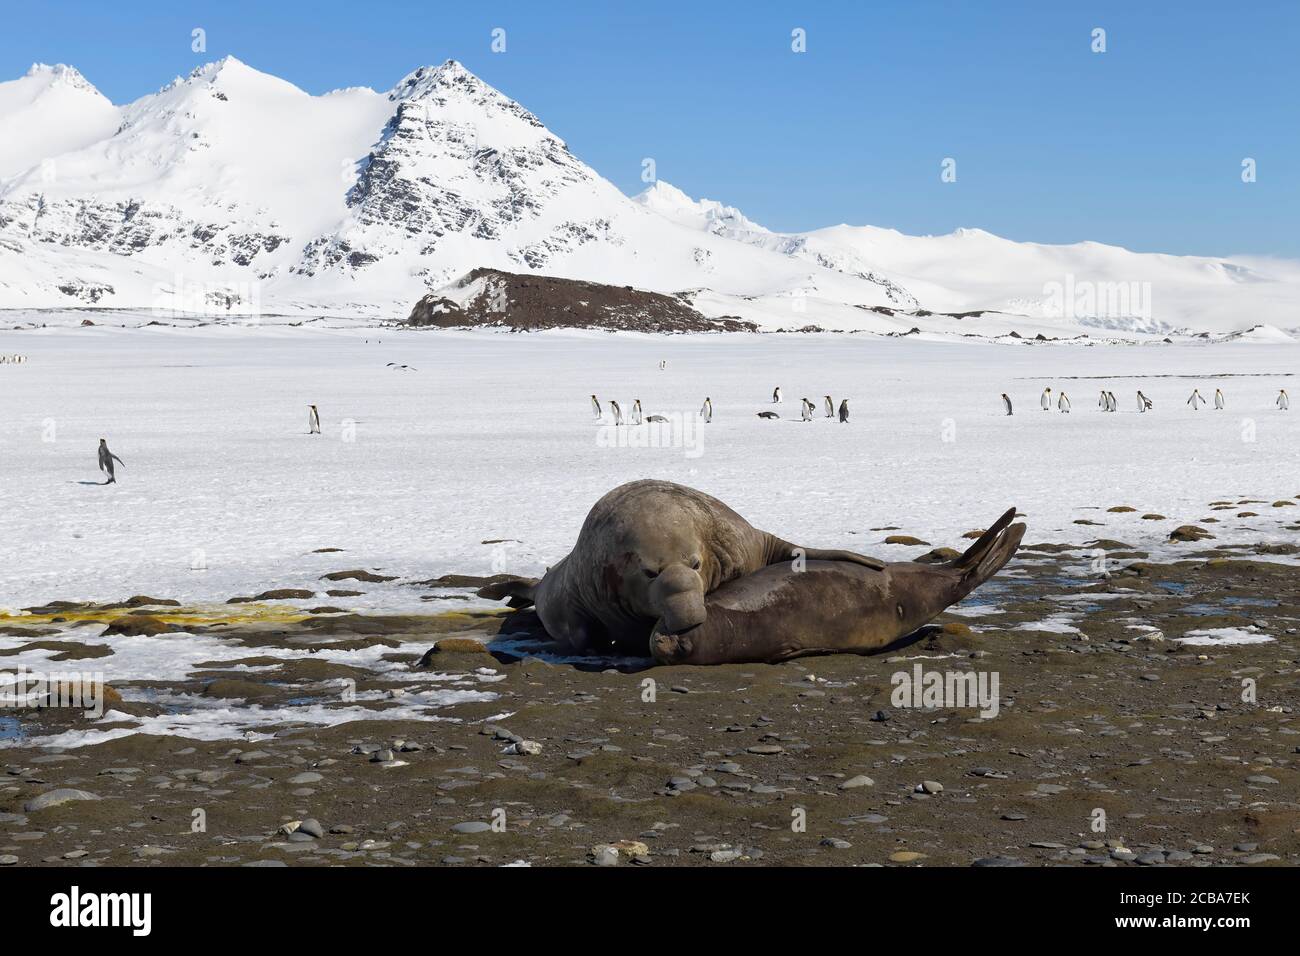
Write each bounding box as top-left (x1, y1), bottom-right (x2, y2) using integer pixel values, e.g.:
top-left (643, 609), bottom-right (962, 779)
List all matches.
top-left (451, 821), bottom-right (491, 834)
top-left (23, 789), bottom-right (100, 813)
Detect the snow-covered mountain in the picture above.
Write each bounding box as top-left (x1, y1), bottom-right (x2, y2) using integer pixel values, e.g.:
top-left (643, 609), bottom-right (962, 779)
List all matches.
top-left (0, 56), bottom-right (1295, 337)
top-left (0, 57), bottom-right (912, 323)
top-left (0, 64), bottom-right (120, 181)
top-left (633, 181), bottom-right (1300, 337)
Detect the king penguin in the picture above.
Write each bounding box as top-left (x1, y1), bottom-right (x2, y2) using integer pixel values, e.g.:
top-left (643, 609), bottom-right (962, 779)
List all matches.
top-left (97, 438), bottom-right (124, 484)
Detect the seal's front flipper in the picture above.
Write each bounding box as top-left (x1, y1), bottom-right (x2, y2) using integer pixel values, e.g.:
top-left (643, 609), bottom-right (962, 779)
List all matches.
top-left (799, 547), bottom-right (886, 571)
top-left (476, 577), bottom-right (540, 609)
top-left (765, 534), bottom-right (886, 571)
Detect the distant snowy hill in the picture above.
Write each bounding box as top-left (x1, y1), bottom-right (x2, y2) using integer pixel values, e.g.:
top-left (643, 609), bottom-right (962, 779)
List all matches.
top-left (0, 56), bottom-right (1296, 338)
top-left (633, 182), bottom-right (1300, 338)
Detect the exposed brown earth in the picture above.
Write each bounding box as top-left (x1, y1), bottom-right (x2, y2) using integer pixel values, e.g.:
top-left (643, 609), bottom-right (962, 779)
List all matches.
top-left (406, 268), bottom-right (757, 333)
top-left (2, 546), bottom-right (1298, 868)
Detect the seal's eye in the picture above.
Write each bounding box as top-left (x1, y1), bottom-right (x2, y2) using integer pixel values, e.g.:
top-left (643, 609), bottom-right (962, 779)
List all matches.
top-left (644, 569), bottom-right (659, 579)
top-left (690, 557), bottom-right (701, 570)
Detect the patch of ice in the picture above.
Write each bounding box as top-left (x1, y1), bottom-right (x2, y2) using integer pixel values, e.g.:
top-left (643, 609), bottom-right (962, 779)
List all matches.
top-left (18, 685), bottom-right (496, 749)
top-left (1175, 627), bottom-right (1274, 646)
top-left (947, 604), bottom-right (1004, 617)
top-left (1014, 615), bottom-right (1082, 634)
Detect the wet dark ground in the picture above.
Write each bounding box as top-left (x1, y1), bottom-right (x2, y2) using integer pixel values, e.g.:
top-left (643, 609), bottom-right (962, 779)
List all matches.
top-left (2, 535), bottom-right (1299, 867)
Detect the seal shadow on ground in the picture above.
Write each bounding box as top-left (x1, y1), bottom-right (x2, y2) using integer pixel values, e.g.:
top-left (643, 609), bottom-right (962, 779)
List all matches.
top-left (482, 608), bottom-right (941, 673)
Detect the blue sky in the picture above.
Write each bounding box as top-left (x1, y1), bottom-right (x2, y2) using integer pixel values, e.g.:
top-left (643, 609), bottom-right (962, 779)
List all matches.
top-left (4, 0), bottom-right (1297, 257)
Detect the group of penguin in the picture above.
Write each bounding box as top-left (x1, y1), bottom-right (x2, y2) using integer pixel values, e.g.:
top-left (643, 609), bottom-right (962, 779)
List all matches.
top-left (763, 387), bottom-right (850, 423)
top-left (1001, 386), bottom-right (1290, 415)
top-left (0, 354), bottom-right (28, 364)
top-left (588, 386), bottom-right (851, 425)
top-left (590, 395), bottom-right (672, 426)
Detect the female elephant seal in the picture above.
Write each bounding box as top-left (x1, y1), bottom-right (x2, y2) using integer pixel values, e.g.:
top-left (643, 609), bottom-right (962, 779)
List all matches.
top-left (479, 479), bottom-right (884, 654)
top-left (650, 507), bottom-right (1025, 665)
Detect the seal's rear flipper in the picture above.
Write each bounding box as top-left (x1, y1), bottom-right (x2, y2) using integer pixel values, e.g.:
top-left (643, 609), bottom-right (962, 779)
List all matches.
top-left (948, 507), bottom-right (1025, 587)
top-left (476, 577), bottom-right (540, 609)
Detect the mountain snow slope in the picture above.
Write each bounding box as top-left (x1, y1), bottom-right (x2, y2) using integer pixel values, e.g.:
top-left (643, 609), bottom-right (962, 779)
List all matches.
top-left (0, 65), bottom-right (121, 181)
top-left (0, 57), bottom-right (1295, 338)
top-left (634, 182), bottom-right (1299, 338)
top-left (0, 58), bottom-right (908, 324)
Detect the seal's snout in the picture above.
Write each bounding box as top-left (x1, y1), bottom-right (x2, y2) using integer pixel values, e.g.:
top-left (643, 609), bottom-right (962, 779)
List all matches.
top-left (659, 594), bottom-right (706, 634)
top-left (651, 563), bottom-right (707, 634)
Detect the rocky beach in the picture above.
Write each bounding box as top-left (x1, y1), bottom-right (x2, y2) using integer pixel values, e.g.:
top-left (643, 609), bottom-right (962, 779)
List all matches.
top-left (4, 512), bottom-right (1298, 868)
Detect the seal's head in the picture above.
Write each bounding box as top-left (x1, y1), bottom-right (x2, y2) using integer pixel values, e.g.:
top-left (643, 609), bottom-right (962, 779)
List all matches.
top-left (649, 623), bottom-right (692, 665)
top-left (607, 518), bottom-right (709, 636)
top-left (648, 613), bottom-right (740, 666)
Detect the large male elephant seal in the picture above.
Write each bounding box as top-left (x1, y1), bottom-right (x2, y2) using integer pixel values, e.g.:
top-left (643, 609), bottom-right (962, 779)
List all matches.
top-left (649, 507), bottom-right (1024, 665)
top-left (479, 479), bottom-right (884, 654)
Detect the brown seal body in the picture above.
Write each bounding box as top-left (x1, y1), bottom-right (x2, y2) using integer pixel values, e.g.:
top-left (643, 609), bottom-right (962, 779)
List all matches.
top-left (479, 480), bottom-right (884, 655)
top-left (650, 508), bottom-right (1025, 665)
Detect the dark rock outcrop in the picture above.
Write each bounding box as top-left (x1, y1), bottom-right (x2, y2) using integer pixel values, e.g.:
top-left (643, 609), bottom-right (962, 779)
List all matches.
top-left (406, 268), bottom-right (757, 333)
